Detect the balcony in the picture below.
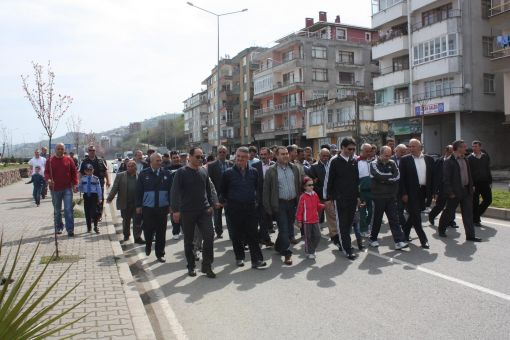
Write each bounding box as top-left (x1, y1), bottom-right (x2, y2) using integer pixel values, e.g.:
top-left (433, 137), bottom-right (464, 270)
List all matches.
top-left (253, 101), bottom-right (303, 119)
top-left (326, 120), bottom-right (356, 133)
top-left (413, 55), bottom-right (461, 81)
top-left (372, 31), bottom-right (409, 59)
top-left (254, 57), bottom-right (304, 75)
top-left (411, 13), bottom-right (461, 43)
top-left (254, 80), bottom-right (304, 98)
top-left (489, 0), bottom-right (510, 22)
top-left (411, 9), bottom-right (461, 32)
top-left (410, 0), bottom-right (437, 12)
top-left (372, 1), bottom-right (407, 29)
top-left (374, 98), bottom-right (411, 120)
top-left (413, 88), bottom-right (464, 115)
top-left (491, 46), bottom-right (510, 72)
top-left (373, 66), bottom-right (410, 90)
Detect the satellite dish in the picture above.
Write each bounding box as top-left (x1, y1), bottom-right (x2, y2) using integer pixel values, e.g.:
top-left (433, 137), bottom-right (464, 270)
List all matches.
top-left (464, 83), bottom-right (472, 90)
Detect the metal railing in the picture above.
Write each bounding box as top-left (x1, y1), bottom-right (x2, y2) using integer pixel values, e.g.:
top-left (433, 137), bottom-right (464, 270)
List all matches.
top-left (254, 56), bottom-right (303, 74)
top-left (254, 101), bottom-right (303, 117)
top-left (372, 28), bottom-right (408, 46)
top-left (372, 0), bottom-right (406, 15)
top-left (412, 87), bottom-right (464, 101)
top-left (490, 0), bottom-right (510, 16)
top-left (411, 9), bottom-right (461, 32)
top-left (327, 120), bottom-right (355, 129)
top-left (374, 64), bottom-right (409, 77)
top-left (276, 30), bottom-right (372, 45)
top-left (375, 97), bottom-right (410, 107)
top-left (491, 46), bottom-right (510, 59)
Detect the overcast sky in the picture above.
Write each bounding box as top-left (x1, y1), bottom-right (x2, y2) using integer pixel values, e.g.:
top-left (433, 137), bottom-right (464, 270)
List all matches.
top-left (0, 0), bottom-right (372, 144)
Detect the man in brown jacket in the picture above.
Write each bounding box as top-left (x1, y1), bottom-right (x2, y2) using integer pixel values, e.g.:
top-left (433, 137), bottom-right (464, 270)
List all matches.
top-left (107, 160), bottom-right (144, 243)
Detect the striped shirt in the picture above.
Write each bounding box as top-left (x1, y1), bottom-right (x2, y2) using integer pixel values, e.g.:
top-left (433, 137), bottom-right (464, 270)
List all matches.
top-left (277, 164), bottom-right (296, 200)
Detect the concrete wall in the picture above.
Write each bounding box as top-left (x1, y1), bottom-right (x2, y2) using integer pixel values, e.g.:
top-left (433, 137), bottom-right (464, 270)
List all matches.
top-left (0, 169), bottom-right (23, 188)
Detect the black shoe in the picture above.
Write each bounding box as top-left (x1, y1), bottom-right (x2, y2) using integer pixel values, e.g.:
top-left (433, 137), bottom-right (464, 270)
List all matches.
top-left (449, 223), bottom-right (459, 229)
top-left (57, 230), bottom-right (63, 235)
top-left (474, 222), bottom-right (482, 227)
top-left (123, 236), bottom-right (129, 241)
top-left (421, 242), bottom-right (430, 249)
top-left (145, 245), bottom-right (151, 256)
top-left (202, 267), bottom-right (216, 278)
top-left (134, 238), bottom-right (146, 244)
top-left (261, 240), bottom-right (275, 247)
top-left (438, 230), bottom-right (447, 237)
top-left (406, 236), bottom-right (412, 242)
top-left (157, 257), bottom-right (166, 263)
top-left (236, 259), bottom-right (244, 267)
top-left (357, 239), bottom-right (364, 251)
top-left (94, 227), bottom-right (100, 234)
top-left (466, 237), bottom-right (482, 242)
top-left (68, 232), bottom-right (74, 237)
top-left (87, 228), bottom-right (91, 233)
top-left (188, 268), bottom-right (197, 277)
top-left (346, 253), bottom-right (357, 260)
top-left (216, 234), bottom-right (223, 239)
top-left (428, 217), bottom-right (435, 226)
top-left (252, 260), bottom-right (267, 269)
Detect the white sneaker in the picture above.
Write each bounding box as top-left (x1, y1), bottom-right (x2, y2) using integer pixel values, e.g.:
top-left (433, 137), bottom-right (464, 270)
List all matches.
top-left (395, 241), bottom-right (409, 250)
top-left (361, 232), bottom-right (371, 238)
top-left (172, 234), bottom-right (180, 240)
top-left (307, 254), bottom-right (316, 259)
top-left (369, 240), bottom-right (379, 247)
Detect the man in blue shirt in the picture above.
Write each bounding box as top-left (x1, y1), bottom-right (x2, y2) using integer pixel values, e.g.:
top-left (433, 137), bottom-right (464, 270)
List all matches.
top-left (221, 147), bottom-right (266, 269)
top-left (136, 153), bottom-right (173, 263)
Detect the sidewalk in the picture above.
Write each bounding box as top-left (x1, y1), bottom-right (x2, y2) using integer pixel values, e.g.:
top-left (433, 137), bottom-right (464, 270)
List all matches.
top-left (0, 180), bottom-right (155, 339)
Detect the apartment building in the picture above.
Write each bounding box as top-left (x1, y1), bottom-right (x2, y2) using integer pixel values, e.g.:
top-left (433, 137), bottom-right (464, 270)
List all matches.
top-left (183, 90), bottom-right (209, 153)
top-left (371, 0), bottom-right (510, 166)
top-left (252, 12), bottom-right (379, 151)
top-left (488, 0), bottom-right (510, 124)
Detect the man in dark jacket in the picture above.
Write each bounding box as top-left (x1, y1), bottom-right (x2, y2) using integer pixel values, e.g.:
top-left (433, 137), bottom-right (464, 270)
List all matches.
top-left (429, 145), bottom-right (456, 227)
top-left (398, 139), bottom-right (434, 249)
top-left (207, 145), bottom-right (233, 238)
top-left (324, 137), bottom-right (359, 260)
top-left (80, 145), bottom-right (110, 223)
top-left (468, 140), bottom-right (492, 226)
top-left (438, 140), bottom-right (481, 242)
top-left (135, 153), bottom-right (172, 263)
top-left (369, 146), bottom-right (408, 250)
top-left (251, 147), bottom-right (275, 246)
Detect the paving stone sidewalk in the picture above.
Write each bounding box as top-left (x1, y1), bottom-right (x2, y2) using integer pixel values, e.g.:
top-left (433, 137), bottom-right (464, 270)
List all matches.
top-left (0, 180), bottom-right (155, 339)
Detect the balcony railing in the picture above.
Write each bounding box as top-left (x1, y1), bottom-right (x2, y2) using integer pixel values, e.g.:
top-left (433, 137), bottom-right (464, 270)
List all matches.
top-left (490, 0), bottom-right (510, 16)
top-left (275, 29), bottom-right (372, 45)
top-left (413, 87), bottom-right (464, 101)
top-left (371, 0), bottom-right (406, 15)
top-left (254, 101), bottom-right (303, 117)
top-left (491, 46), bottom-right (510, 59)
top-left (372, 28), bottom-right (408, 46)
top-left (411, 9), bottom-right (461, 32)
top-left (492, 36), bottom-right (510, 59)
top-left (337, 80), bottom-right (365, 87)
top-left (375, 64), bottom-right (409, 77)
top-left (327, 120), bottom-right (356, 129)
top-left (254, 81), bottom-right (304, 97)
top-left (254, 56), bottom-right (303, 74)
top-left (375, 97), bottom-right (410, 107)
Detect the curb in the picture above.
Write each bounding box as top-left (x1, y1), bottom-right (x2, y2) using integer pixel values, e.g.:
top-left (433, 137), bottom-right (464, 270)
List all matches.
top-left (484, 207), bottom-right (510, 221)
top-left (106, 222), bottom-right (157, 339)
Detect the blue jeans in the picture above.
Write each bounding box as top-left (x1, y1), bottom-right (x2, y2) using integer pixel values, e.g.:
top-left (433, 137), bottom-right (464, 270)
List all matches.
top-left (274, 199), bottom-right (297, 256)
top-left (51, 188), bottom-right (74, 233)
top-left (33, 186), bottom-right (42, 205)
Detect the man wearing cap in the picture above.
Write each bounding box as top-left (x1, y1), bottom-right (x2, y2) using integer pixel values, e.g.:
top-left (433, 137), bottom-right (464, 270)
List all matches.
top-left (80, 145), bottom-right (110, 222)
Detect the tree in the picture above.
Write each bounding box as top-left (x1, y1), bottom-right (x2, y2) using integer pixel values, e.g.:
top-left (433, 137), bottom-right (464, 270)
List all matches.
top-left (21, 61), bottom-right (73, 258)
top-left (66, 114), bottom-right (82, 156)
top-left (21, 61), bottom-right (73, 155)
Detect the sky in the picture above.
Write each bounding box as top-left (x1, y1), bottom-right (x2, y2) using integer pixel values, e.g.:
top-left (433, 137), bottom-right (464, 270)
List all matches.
top-left (0, 0), bottom-right (372, 145)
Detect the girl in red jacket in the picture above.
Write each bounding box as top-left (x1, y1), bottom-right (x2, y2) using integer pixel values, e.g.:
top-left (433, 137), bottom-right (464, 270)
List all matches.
top-left (296, 177), bottom-right (325, 259)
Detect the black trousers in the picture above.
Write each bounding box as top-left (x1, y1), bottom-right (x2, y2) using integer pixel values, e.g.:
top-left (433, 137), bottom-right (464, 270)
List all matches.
top-left (333, 198), bottom-right (357, 255)
top-left (170, 213), bottom-right (181, 235)
top-left (258, 204), bottom-right (272, 243)
top-left (95, 179), bottom-right (105, 222)
top-left (429, 194), bottom-right (456, 225)
top-left (473, 181), bottom-right (492, 223)
top-left (403, 187), bottom-right (428, 245)
top-left (83, 193), bottom-right (99, 230)
top-left (213, 207), bottom-right (224, 236)
top-left (181, 210), bottom-right (214, 270)
top-left (439, 188), bottom-right (475, 239)
top-left (121, 206), bottom-right (142, 239)
top-left (226, 202), bottom-right (263, 262)
top-left (370, 197), bottom-right (405, 243)
top-left (142, 207), bottom-right (168, 258)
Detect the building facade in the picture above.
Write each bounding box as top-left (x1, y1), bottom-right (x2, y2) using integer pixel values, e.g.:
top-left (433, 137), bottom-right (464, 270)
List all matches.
top-left (252, 12), bottom-right (379, 151)
top-left (183, 90), bottom-right (209, 153)
top-left (372, 0), bottom-right (510, 166)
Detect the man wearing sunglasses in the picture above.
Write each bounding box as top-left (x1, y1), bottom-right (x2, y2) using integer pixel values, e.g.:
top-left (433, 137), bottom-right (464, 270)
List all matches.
top-left (171, 147), bottom-right (216, 278)
top-left (324, 137), bottom-right (360, 260)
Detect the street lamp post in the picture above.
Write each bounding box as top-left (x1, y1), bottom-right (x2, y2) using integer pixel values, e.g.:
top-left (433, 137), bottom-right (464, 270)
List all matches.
top-left (187, 2), bottom-right (247, 148)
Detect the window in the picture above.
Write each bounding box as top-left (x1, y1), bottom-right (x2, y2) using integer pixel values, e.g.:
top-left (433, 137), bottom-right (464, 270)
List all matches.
top-left (312, 89), bottom-right (329, 99)
top-left (413, 33), bottom-right (459, 65)
top-left (336, 28), bottom-right (346, 40)
top-left (337, 88), bottom-right (357, 99)
top-left (244, 108), bottom-right (248, 119)
top-left (242, 56), bottom-right (247, 66)
top-left (338, 72), bottom-right (354, 85)
top-left (421, 3), bottom-right (452, 27)
top-left (392, 55), bottom-right (409, 71)
top-left (283, 93), bottom-right (299, 105)
top-left (338, 50), bottom-right (354, 64)
top-left (365, 33), bottom-right (371, 41)
top-left (336, 106), bottom-right (353, 123)
top-left (484, 73), bottom-right (496, 93)
top-left (312, 68), bottom-right (328, 81)
top-left (243, 91), bottom-right (248, 101)
top-left (266, 99), bottom-right (273, 109)
top-left (482, 36), bottom-right (494, 57)
top-left (254, 74), bottom-right (273, 95)
top-left (283, 72), bottom-right (295, 85)
top-left (375, 90), bottom-right (385, 104)
top-left (312, 46), bottom-right (327, 59)
top-left (481, 0), bottom-right (491, 18)
top-left (309, 109), bottom-right (323, 126)
top-left (283, 50), bottom-right (294, 62)
top-left (243, 74), bottom-right (247, 84)
top-left (394, 87), bottom-right (409, 103)
top-left (424, 77), bottom-right (454, 98)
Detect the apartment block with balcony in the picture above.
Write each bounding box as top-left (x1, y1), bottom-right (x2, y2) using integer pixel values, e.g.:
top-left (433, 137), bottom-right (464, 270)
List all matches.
top-left (371, 0), bottom-right (509, 166)
top-left (488, 0), bottom-right (510, 124)
top-left (252, 11), bottom-right (378, 150)
top-left (183, 90), bottom-right (210, 153)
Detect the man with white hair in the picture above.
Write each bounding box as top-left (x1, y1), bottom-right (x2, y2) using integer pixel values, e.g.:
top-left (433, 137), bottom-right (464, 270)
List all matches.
top-left (357, 143), bottom-right (373, 237)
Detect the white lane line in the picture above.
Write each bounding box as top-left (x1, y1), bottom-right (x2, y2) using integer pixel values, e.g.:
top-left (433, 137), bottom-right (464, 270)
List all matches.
top-left (365, 250), bottom-right (510, 302)
top-left (480, 220), bottom-right (510, 228)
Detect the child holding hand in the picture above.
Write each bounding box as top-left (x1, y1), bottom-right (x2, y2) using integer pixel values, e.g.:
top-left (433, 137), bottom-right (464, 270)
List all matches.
top-left (296, 176), bottom-right (325, 259)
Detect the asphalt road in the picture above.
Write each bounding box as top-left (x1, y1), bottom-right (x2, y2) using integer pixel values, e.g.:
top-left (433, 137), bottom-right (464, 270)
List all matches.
top-left (116, 205), bottom-right (510, 340)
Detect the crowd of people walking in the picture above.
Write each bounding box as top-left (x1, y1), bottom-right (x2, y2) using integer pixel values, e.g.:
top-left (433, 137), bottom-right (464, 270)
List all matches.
top-left (29, 136), bottom-right (493, 278)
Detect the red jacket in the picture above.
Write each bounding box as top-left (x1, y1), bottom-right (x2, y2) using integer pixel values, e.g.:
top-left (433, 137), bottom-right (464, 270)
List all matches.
top-left (295, 191), bottom-right (325, 224)
top-left (45, 156), bottom-right (78, 191)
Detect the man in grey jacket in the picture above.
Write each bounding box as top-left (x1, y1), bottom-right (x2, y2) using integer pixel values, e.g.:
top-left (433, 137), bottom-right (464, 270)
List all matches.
top-left (368, 146), bottom-right (408, 250)
top-left (107, 160), bottom-right (144, 244)
top-left (263, 146), bottom-right (303, 266)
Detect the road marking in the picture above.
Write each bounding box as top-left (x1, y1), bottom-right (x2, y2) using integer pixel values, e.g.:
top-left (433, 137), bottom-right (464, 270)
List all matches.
top-left (480, 220), bottom-right (510, 228)
top-left (365, 250), bottom-right (510, 302)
